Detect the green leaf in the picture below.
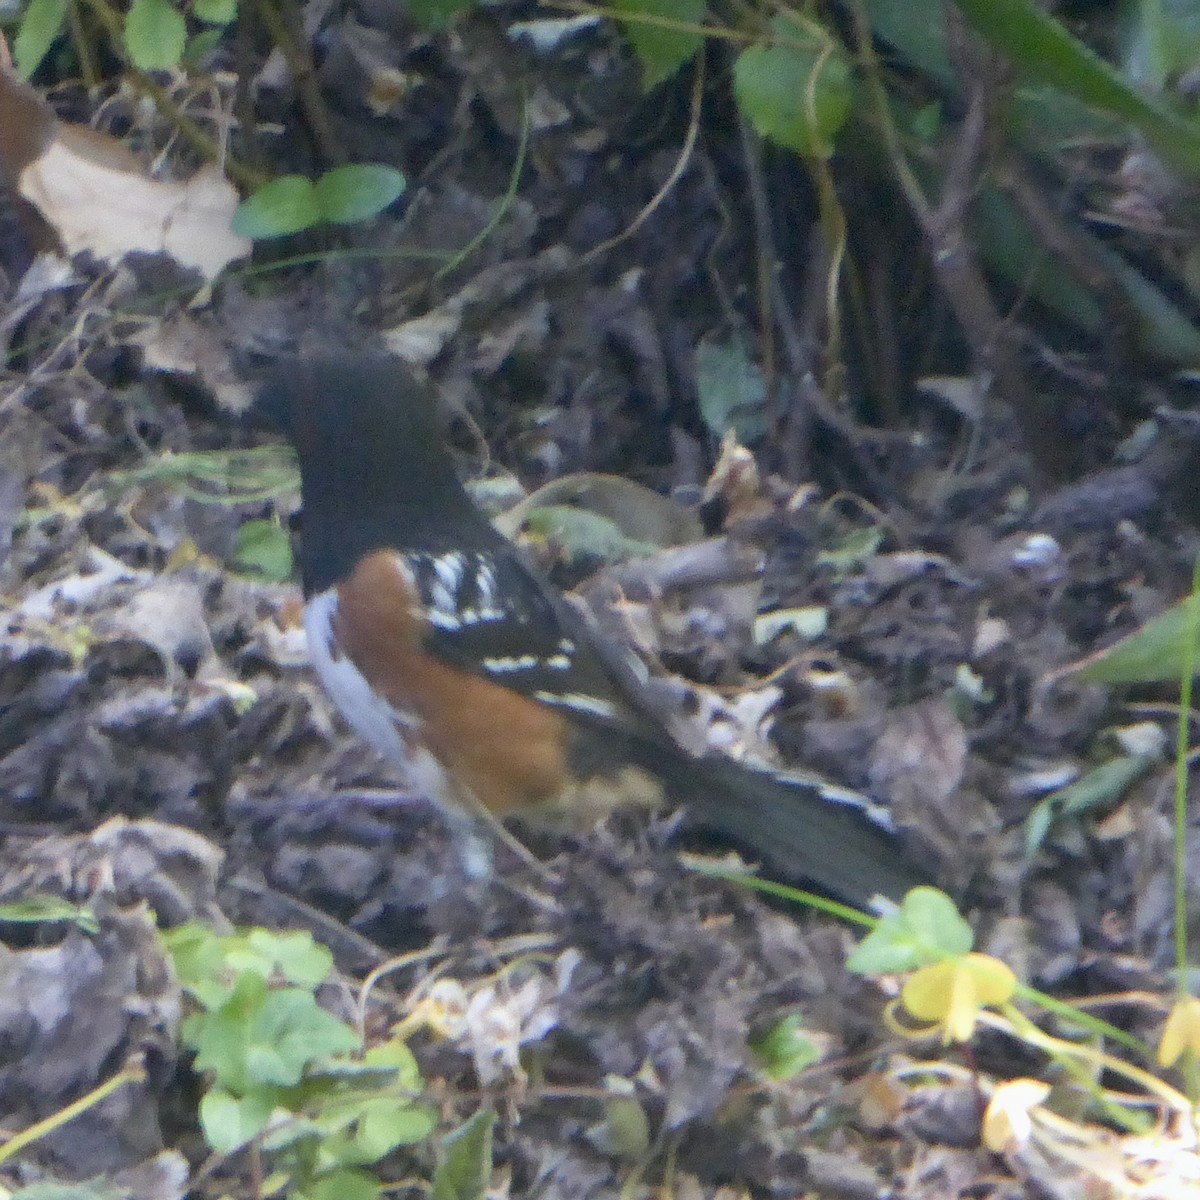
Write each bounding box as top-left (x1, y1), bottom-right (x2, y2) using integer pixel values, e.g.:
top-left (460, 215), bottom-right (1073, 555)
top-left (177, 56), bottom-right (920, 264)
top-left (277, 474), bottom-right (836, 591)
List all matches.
top-left (305, 1169), bottom-right (380, 1200)
top-left (897, 887), bottom-right (975, 955)
top-left (223, 941), bottom-right (283, 980)
top-left (432, 1109), bottom-right (495, 1200)
top-left (165, 922), bottom-right (229, 994)
top-left (1054, 755), bottom-right (1155, 817)
top-left (200, 1087), bottom-right (276, 1154)
top-left (232, 518), bottom-right (293, 581)
top-left (952, 0), bottom-right (1200, 176)
top-left (14, 0), bottom-right (69, 79)
top-left (407, 0), bottom-right (474, 31)
top-left (332, 1096), bottom-right (438, 1162)
top-left (245, 1043), bottom-right (293, 1087)
top-left (694, 335), bottom-right (769, 440)
top-left (847, 886), bottom-right (972, 975)
top-left (1129, 0), bottom-right (1200, 88)
top-left (1070, 591), bottom-right (1200, 683)
top-left (1098, 240), bottom-right (1200, 366)
top-left (248, 928), bottom-right (335, 987)
top-left (191, 973), bottom-right (270, 1092)
top-left (184, 27), bottom-right (226, 67)
top-left (0, 895), bottom-right (97, 931)
top-left (363, 1039), bottom-right (423, 1091)
top-left (865, 0), bottom-right (955, 88)
top-left (814, 526), bottom-right (884, 577)
top-left (749, 1013), bottom-right (821, 1080)
top-left (584, 1090), bottom-right (650, 1158)
top-left (313, 165), bottom-right (407, 226)
top-left (194, 0), bottom-right (237, 24)
top-left (1023, 797), bottom-right (1055, 862)
top-left (969, 186), bottom-right (1103, 335)
top-left (520, 505), bottom-right (661, 565)
top-left (244, 989), bottom-right (360, 1086)
top-left (496, 472), bottom-right (702, 548)
top-left (125, 0), bottom-right (187, 71)
top-left (733, 16), bottom-right (854, 157)
top-left (612, 0), bottom-right (705, 89)
top-left (233, 176), bottom-right (322, 239)
top-left (1025, 755), bottom-right (1154, 859)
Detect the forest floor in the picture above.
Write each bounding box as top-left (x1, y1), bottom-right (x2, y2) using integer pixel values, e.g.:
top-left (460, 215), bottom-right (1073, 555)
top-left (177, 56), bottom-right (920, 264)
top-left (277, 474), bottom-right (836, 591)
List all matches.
top-left (1, 5), bottom-right (1199, 1197)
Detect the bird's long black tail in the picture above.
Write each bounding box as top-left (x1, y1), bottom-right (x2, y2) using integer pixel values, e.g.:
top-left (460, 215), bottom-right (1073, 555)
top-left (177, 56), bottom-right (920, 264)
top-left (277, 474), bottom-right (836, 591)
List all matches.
top-left (638, 739), bottom-right (929, 909)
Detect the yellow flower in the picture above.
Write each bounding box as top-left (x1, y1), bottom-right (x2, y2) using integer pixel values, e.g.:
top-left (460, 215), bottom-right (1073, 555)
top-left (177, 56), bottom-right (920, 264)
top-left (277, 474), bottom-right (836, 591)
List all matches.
top-left (900, 953), bottom-right (1017, 1044)
top-left (1158, 995), bottom-right (1200, 1067)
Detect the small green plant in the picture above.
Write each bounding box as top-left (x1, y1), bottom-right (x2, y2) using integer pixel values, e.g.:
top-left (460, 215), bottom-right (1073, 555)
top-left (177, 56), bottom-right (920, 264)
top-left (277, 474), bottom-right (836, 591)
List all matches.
top-left (748, 1013), bottom-right (821, 1081)
top-left (690, 850), bottom-right (1198, 1163)
top-left (230, 517), bottom-right (293, 581)
top-left (231, 166), bottom-right (408, 239)
top-left (15, 0), bottom-right (211, 78)
top-left (165, 923), bottom-right (439, 1199)
top-left (848, 886), bottom-right (1018, 1044)
top-left (104, 446), bottom-right (298, 580)
top-left (13, 0), bottom-right (407, 238)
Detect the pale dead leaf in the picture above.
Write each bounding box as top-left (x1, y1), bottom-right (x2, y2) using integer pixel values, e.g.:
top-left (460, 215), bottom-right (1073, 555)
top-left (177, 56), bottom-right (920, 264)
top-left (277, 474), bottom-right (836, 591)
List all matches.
top-left (382, 307), bottom-right (461, 365)
top-left (0, 69), bottom-right (250, 282)
top-left (21, 135), bottom-right (251, 282)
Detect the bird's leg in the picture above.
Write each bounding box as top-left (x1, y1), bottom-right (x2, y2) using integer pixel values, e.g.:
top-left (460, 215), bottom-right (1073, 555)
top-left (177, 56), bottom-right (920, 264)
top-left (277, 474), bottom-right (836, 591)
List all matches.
top-left (440, 777), bottom-right (554, 880)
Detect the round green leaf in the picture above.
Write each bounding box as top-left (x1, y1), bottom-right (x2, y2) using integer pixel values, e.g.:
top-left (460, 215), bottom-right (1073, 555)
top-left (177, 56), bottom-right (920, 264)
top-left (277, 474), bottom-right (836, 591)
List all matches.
top-left (613, 0), bottom-right (705, 89)
top-left (313, 164), bottom-right (407, 226)
top-left (184, 28), bottom-right (225, 67)
top-left (694, 334), bottom-right (769, 440)
top-left (586, 1093), bottom-right (651, 1158)
top-left (901, 886), bottom-right (975, 957)
top-left (194, 0), bottom-right (237, 24)
top-left (408, 0), bottom-right (474, 30)
top-left (733, 24), bottom-right (854, 157)
top-left (750, 1013), bottom-right (821, 1080)
top-left (846, 885), bottom-right (971, 976)
top-left (125, 0), bottom-right (187, 71)
top-left (348, 1097), bottom-right (439, 1159)
top-left (232, 176), bottom-right (321, 239)
top-left (232, 518), bottom-right (294, 581)
top-left (200, 1088), bottom-right (274, 1154)
top-left (247, 928), bottom-right (334, 986)
top-left (306, 1170), bottom-right (380, 1200)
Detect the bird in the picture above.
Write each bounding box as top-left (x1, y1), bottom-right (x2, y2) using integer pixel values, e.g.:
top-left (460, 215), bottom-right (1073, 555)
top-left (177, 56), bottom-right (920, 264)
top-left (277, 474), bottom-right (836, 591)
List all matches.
top-left (256, 354), bottom-right (929, 908)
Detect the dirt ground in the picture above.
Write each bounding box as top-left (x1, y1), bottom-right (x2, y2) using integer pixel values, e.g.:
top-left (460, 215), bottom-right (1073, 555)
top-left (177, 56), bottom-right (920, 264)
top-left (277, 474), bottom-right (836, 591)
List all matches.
top-left (2, 5), bottom-right (1200, 1197)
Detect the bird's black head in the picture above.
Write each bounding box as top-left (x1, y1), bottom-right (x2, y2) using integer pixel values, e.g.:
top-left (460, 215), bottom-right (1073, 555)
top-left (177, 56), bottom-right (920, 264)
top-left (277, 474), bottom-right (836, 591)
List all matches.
top-left (256, 354), bottom-right (445, 466)
top-left (256, 354), bottom-right (492, 593)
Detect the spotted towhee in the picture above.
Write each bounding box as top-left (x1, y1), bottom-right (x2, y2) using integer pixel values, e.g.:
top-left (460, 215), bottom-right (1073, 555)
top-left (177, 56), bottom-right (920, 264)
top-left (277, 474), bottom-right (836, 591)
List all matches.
top-left (257, 355), bottom-right (929, 907)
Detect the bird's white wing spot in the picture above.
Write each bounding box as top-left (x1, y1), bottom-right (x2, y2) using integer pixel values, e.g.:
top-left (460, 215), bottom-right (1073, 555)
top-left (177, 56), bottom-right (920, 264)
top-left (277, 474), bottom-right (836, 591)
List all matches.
top-left (432, 552), bottom-right (465, 591)
top-left (426, 552), bottom-right (465, 620)
top-left (482, 654), bottom-right (540, 673)
top-left (533, 690), bottom-right (619, 719)
top-left (406, 551), bottom-right (512, 629)
top-left (472, 559), bottom-right (505, 622)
